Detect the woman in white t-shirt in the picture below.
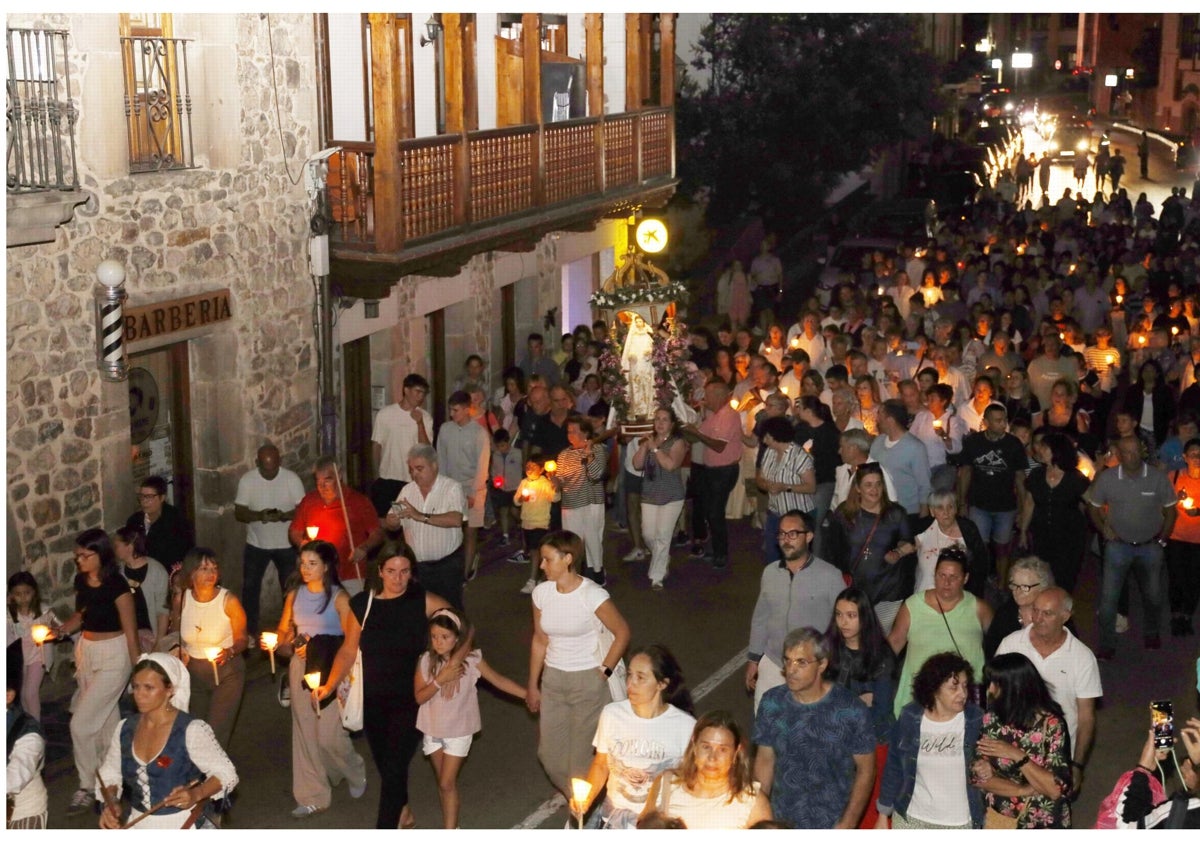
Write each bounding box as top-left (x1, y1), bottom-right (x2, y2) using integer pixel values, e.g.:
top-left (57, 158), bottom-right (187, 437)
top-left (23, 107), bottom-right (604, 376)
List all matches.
top-left (875, 652), bottom-right (984, 829)
top-left (526, 530), bottom-right (631, 800)
top-left (573, 644), bottom-right (696, 828)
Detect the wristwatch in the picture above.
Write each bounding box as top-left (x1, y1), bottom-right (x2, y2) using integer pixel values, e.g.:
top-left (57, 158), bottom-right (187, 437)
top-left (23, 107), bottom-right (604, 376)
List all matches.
top-left (423, 513), bottom-right (430, 524)
top-left (601, 665), bottom-right (613, 678)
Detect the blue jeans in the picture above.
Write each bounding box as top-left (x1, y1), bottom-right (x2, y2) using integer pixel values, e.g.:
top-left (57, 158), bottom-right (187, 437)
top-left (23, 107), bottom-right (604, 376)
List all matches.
top-left (967, 507), bottom-right (1016, 546)
top-left (1099, 540), bottom-right (1164, 650)
top-left (242, 544), bottom-right (296, 637)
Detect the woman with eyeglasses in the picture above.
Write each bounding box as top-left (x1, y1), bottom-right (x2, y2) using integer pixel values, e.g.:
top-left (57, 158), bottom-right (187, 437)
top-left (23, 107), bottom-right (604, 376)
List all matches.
top-left (1017, 432), bottom-right (1090, 594)
top-left (888, 548), bottom-right (992, 717)
top-left (823, 463), bottom-right (915, 635)
top-left (982, 556), bottom-right (1054, 660)
top-left (47, 529), bottom-right (140, 816)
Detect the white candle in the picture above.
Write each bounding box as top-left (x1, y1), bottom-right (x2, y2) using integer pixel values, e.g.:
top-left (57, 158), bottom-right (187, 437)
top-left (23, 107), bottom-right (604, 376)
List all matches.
top-left (305, 525), bottom-right (319, 540)
top-left (570, 777), bottom-right (593, 828)
top-left (206, 647), bottom-right (223, 686)
top-left (305, 672), bottom-right (322, 717)
top-left (260, 632), bottom-right (278, 674)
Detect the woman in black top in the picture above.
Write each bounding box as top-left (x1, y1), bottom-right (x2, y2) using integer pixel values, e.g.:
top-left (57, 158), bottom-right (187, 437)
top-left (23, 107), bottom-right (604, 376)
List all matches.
top-left (49, 528), bottom-right (139, 816)
top-left (1123, 359), bottom-right (1175, 447)
top-left (1017, 432), bottom-right (1091, 594)
top-left (320, 544), bottom-right (464, 829)
top-left (795, 396), bottom-right (840, 558)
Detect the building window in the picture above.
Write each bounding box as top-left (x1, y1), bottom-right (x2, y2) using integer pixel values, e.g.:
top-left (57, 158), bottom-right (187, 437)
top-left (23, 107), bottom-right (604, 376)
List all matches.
top-left (1030, 14), bottom-right (1050, 32)
top-left (1181, 15), bottom-right (1200, 61)
top-left (1060, 14), bottom-right (1079, 30)
top-left (6, 27), bottom-right (79, 192)
top-left (119, 13), bottom-right (196, 173)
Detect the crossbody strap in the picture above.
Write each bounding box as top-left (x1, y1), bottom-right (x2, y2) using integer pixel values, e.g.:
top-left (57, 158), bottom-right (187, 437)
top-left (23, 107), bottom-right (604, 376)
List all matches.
top-left (360, 590), bottom-right (374, 632)
top-left (934, 594), bottom-right (964, 658)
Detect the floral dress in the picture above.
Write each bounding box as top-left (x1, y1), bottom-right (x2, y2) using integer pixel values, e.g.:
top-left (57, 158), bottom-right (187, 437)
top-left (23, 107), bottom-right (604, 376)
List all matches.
top-left (975, 710), bottom-right (1071, 828)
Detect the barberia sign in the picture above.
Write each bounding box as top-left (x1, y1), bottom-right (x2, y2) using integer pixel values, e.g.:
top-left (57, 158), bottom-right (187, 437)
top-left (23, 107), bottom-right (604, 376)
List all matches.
top-left (124, 289), bottom-right (232, 342)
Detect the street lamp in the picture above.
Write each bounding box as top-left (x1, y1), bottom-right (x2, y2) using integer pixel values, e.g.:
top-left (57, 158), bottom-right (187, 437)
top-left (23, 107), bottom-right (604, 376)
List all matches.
top-left (94, 260), bottom-right (128, 382)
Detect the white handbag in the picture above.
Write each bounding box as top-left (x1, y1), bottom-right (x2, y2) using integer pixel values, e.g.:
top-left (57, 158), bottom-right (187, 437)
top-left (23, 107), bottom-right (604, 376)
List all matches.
top-left (593, 614), bottom-right (627, 702)
top-left (338, 590), bottom-right (373, 731)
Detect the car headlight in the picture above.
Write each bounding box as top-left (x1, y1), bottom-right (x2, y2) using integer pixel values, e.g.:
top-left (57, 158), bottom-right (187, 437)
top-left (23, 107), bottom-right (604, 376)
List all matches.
top-left (1077, 139), bottom-right (1089, 151)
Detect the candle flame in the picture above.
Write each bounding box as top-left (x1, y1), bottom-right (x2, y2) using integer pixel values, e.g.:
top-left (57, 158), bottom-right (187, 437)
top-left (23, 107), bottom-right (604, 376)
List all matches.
top-left (1173, 326), bottom-right (1180, 336)
top-left (543, 460), bottom-right (556, 473)
top-left (206, 646), bottom-right (223, 662)
top-left (570, 778), bottom-right (593, 809)
top-left (1105, 353), bottom-right (1115, 364)
top-left (30, 624), bottom-right (50, 644)
top-left (790, 337), bottom-right (801, 349)
top-left (304, 672), bottom-right (321, 691)
top-left (260, 632), bottom-right (278, 650)
top-left (1116, 295), bottom-right (1124, 304)
top-left (1184, 497), bottom-right (1195, 510)
top-left (1138, 335), bottom-right (1147, 345)
top-left (780, 386), bottom-right (788, 396)
top-left (305, 525), bottom-right (319, 540)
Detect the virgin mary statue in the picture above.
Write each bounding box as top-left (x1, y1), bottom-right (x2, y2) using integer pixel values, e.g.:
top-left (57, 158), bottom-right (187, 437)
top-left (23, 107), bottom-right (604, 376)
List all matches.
top-left (621, 314), bottom-right (655, 420)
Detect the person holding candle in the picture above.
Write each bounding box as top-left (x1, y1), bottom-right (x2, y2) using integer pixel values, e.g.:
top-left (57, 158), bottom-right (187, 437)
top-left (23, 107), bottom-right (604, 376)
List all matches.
top-left (6, 571), bottom-right (56, 720)
top-left (167, 548), bottom-right (248, 748)
top-left (51, 529), bottom-right (140, 817)
top-left (527, 530), bottom-right (631, 801)
top-left (633, 407), bottom-right (689, 590)
top-left (264, 539), bottom-right (366, 819)
top-left (513, 457), bottom-right (559, 593)
top-left (96, 653), bottom-right (238, 830)
top-left (1167, 437), bottom-right (1200, 636)
top-left (574, 644), bottom-right (696, 828)
top-left (314, 544), bottom-right (457, 829)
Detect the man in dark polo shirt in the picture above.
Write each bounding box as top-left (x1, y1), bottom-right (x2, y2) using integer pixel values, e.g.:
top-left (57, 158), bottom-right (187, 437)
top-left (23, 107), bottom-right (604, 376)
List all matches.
top-left (125, 475), bottom-right (193, 573)
top-left (1084, 435), bottom-right (1177, 660)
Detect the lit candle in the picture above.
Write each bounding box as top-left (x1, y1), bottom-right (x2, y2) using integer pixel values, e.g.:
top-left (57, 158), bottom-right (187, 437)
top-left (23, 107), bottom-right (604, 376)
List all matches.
top-left (790, 337), bottom-right (801, 349)
top-left (877, 286), bottom-right (885, 296)
top-left (570, 778), bottom-right (593, 828)
top-left (1116, 294), bottom-right (1124, 304)
top-left (260, 632), bottom-right (278, 674)
top-left (730, 397), bottom-right (739, 409)
top-left (932, 418), bottom-right (943, 429)
top-left (305, 672), bottom-right (322, 717)
top-left (30, 624), bottom-right (50, 645)
top-left (1069, 263), bottom-right (1076, 273)
top-left (1080, 464), bottom-right (1093, 479)
top-left (521, 487), bottom-right (532, 500)
top-left (206, 647), bottom-right (223, 686)
top-left (1183, 496), bottom-right (1195, 510)
top-left (1059, 332), bottom-right (1065, 341)
top-left (543, 460), bottom-right (556, 473)
top-left (1138, 335), bottom-right (1147, 346)
top-left (1172, 326), bottom-right (1180, 336)
top-left (779, 386), bottom-right (788, 396)
top-left (1105, 353), bottom-right (1115, 365)
top-left (305, 525), bottom-right (319, 540)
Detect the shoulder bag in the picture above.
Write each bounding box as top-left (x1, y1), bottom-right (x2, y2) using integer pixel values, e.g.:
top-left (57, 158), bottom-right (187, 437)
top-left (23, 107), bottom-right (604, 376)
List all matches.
top-left (338, 590), bottom-right (373, 731)
top-left (593, 611), bottom-right (627, 702)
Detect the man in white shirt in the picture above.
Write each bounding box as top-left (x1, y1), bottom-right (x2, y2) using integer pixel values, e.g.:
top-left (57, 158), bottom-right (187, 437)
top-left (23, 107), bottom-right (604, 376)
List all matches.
top-left (234, 443), bottom-right (306, 638)
top-left (778, 350), bottom-right (810, 399)
top-left (996, 587), bottom-right (1101, 793)
top-left (909, 384), bottom-right (967, 492)
top-left (786, 313), bottom-right (829, 374)
top-left (930, 347), bottom-right (969, 405)
top-left (384, 444), bottom-right (467, 610)
top-left (437, 391), bottom-right (490, 579)
top-left (831, 429), bottom-right (898, 510)
top-left (370, 373), bottom-right (433, 515)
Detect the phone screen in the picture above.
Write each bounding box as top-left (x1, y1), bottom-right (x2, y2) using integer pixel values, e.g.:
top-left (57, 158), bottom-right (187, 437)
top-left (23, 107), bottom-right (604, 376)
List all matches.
top-left (1151, 700), bottom-right (1174, 749)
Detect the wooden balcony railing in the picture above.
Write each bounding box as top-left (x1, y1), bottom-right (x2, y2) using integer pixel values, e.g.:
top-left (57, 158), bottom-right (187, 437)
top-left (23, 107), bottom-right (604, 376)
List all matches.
top-left (328, 106), bottom-right (674, 251)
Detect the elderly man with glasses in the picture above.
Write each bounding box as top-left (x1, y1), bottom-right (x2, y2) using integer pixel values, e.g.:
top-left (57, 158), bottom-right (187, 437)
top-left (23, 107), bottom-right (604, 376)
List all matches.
top-left (745, 509), bottom-right (844, 714)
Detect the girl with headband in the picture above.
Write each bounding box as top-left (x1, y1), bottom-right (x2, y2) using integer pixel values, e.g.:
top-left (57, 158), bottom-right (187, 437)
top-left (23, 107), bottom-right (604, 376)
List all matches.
top-left (414, 607), bottom-right (526, 828)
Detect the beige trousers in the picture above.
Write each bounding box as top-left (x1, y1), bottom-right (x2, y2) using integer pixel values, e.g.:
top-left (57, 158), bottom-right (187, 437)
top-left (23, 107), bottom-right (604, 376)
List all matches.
top-left (289, 654), bottom-right (366, 808)
top-left (71, 635), bottom-right (131, 791)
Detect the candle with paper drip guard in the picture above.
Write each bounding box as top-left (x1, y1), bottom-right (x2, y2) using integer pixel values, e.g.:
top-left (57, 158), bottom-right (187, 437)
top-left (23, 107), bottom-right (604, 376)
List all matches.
top-left (206, 647), bottom-right (223, 686)
top-left (305, 672), bottom-right (322, 716)
top-left (260, 632), bottom-right (278, 674)
top-left (570, 778), bottom-right (593, 829)
top-left (543, 460), bottom-right (556, 474)
top-left (30, 624), bottom-right (50, 645)
top-left (305, 525), bottom-right (319, 540)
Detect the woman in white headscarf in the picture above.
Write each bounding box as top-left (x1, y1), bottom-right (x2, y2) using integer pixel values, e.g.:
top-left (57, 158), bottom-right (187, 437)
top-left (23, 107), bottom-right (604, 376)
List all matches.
top-left (96, 653), bottom-right (238, 830)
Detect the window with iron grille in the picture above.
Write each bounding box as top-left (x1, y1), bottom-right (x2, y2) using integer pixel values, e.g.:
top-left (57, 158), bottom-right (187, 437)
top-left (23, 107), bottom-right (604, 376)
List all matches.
top-left (119, 13), bottom-right (196, 173)
top-left (6, 27), bottom-right (80, 193)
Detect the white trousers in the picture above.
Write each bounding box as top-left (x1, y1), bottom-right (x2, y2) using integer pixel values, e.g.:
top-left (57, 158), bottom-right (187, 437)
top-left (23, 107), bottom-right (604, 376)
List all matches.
top-left (71, 635), bottom-right (131, 791)
top-left (641, 500), bottom-right (685, 585)
top-left (562, 503), bottom-right (605, 572)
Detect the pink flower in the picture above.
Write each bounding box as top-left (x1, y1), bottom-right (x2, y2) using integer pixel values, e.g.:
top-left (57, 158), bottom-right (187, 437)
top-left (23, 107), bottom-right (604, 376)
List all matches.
top-left (1028, 731), bottom-right (1043, 744)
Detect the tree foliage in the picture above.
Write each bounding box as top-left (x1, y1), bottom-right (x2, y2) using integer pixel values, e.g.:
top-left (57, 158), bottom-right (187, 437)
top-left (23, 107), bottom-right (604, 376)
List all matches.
top-left (676, 14), bottom-right (943, 226)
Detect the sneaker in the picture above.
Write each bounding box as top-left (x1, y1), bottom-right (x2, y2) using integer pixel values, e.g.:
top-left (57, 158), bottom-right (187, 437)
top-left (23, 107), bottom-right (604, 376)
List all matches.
top-left (507, 550), bottom-right (529, 565)
top-left (1115, 613), bottom-right (1130, 634)
top-left (651, 580), bottom-right (664, 591)
top-left (349, 777), bottom-right (367, 799)
top-left (689, 543), bottom-right (706, 559)
top-left (278, 673), bottom-right (291, 708)
top-left (673, 532), bottom-right (690, 548)
top-left (68, 788), bottom-right (95, 816)
top-left (621, 548), bottom-right (647, 562)
top-left (711, 556), bottom-right (728, 570)
top-left (291, 804), bottom-right (328, 819)
top-left (464, 556), bottom-right (480, 582)
top-left (520, 579), bottom-right (537, 594)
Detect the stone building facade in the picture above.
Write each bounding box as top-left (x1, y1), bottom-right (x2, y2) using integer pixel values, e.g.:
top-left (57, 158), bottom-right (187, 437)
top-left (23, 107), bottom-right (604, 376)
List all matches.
top-left (6, 12), bottom-right (321, 609)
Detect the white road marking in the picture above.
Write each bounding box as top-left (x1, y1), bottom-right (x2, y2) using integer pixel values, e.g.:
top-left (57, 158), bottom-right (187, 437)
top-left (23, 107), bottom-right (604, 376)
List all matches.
top-left (511, 646), bottom-right (749, 829)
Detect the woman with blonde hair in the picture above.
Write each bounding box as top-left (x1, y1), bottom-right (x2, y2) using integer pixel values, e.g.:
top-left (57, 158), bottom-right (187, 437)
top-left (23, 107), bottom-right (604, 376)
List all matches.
top-left (641, 710), bottom-right (771, 829)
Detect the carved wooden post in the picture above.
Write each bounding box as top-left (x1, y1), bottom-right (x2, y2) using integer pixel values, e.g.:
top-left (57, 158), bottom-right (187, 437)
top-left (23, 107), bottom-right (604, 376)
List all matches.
top-left (586, 13), bottom-right (605, 194)
top-left (522, 14), bottom-right (544, 207)
top-left (368, 13), bottom-right (405, 252)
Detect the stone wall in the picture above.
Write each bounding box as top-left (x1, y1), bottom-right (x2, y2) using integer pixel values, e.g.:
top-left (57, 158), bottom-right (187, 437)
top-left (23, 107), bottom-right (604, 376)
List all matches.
top-left (6, 13), bottom-right (320, 611)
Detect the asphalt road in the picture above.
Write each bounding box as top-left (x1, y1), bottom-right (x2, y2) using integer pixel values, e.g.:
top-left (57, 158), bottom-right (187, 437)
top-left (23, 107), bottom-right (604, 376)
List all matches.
top-left (38, 508), bottom-right (1200, 830)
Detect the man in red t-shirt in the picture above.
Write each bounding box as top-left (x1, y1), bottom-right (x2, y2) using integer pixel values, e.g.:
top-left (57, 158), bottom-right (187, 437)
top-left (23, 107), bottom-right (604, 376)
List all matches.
top-left (288, 456), bottom-right (384, 595)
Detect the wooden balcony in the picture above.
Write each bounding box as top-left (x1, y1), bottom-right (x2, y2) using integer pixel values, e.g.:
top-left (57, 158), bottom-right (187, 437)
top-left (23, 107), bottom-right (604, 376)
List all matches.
top-left (326, 106), bottom-right (676, 299)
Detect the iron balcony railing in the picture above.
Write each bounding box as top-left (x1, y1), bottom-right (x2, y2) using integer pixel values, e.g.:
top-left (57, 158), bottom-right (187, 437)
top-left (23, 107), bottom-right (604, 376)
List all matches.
top-left (119, 35), bottom-right (196, 173)
top-left (6, 27), bottom-right (79, 193)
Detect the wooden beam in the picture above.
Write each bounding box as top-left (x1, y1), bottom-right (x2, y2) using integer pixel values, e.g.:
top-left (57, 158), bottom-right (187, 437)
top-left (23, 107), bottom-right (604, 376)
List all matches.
top-left (522, 13), bottom-right (544, 206)
top-left (659, 14), bottom-right (676, 107)
top-left (585, 14), bottom-right (604, 118)
top-left (443, 13), bottom-right (465, 134)
top-left (625, 14), bottom-right (640, 112)
top-left (367, 13), bottom-right (404, 251)
top-left (462, 14), bottom-right (478, 131)
top-left (640, 14), bottom-right (652, 106)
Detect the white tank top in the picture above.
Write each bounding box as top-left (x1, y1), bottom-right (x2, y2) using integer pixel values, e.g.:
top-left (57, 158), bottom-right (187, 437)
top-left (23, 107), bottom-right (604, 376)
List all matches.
top-left (658, 772), bottom-right (760, 830)
top-left (180, 588), bottom-right (234, 658)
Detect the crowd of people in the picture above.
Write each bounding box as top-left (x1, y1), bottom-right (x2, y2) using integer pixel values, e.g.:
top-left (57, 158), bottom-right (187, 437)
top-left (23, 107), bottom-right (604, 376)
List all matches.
top-left (7, 161), bottom-right (1200, 829)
